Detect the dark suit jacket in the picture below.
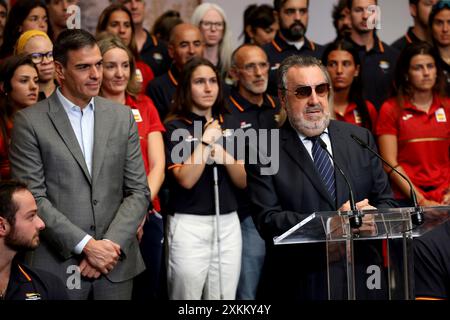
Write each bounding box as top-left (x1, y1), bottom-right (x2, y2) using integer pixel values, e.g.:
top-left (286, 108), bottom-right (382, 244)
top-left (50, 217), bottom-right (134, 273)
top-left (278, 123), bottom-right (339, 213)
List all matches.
top-left (9, 92), bottom-right (150, 285)
top-left (246, 120), bottom-right (397, 299)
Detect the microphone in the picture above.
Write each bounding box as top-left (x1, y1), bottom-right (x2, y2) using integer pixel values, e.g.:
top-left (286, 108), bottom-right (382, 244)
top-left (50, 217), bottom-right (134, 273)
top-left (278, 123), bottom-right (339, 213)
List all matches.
top-left (350, 134), bottom-right (424, 226)
top-left (317, 137), bottom-right (362, 229)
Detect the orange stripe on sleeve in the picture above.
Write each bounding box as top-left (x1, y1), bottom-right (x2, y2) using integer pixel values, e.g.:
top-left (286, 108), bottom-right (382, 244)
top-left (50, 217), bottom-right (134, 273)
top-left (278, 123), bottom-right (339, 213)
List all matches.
top-left (18, 265), bottom-right (32, 281)
top-left (168, 70), bottom-right (178, 86)
top-left (266, 95), bottom-right (276, 108)
top-left (168, 164), bottom-right (183, 170)
top-left (405, 33), bottom-right (412, 44)
top-left (229, 96), bottom-right (244, 112)
top-left (151, 35), bottom-right (158, 46)
top-left (271, 40), bottom-right (282, 53)
top-left (378, 40), bottom-right (385, 53)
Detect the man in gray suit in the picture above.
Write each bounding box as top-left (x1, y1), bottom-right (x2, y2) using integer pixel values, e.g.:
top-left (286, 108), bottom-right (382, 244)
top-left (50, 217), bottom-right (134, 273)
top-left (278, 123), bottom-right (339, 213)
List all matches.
top-left (9, 29), bottom-right (150, 300)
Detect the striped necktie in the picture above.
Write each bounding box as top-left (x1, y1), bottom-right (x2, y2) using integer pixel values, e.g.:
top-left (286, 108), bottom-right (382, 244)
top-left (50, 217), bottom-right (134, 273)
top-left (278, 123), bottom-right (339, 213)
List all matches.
top-left (309, 136), bottom-right (336, 204)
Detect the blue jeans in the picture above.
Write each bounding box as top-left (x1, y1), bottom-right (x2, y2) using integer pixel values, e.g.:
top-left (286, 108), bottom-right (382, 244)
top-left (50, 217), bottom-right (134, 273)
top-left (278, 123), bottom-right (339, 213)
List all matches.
top-left (236, 216), bottom-right (266, 300)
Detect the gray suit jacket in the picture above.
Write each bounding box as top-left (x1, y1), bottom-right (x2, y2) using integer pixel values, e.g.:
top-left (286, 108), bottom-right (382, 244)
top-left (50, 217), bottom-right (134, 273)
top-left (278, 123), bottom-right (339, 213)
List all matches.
top-left (9, 92), bottom-right (150, 283)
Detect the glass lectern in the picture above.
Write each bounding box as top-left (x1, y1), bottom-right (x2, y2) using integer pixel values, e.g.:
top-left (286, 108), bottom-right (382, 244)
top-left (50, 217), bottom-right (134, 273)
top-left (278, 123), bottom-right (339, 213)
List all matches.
top-left (274, 206), bottom-right (450, 300)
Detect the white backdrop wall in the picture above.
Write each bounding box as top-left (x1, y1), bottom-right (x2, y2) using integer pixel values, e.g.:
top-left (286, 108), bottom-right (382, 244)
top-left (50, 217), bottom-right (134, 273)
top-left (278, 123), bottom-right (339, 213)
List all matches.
top-left (78, 0), bottom-right (413, 50)
top-left (207, 0), bottom-right (413, 49)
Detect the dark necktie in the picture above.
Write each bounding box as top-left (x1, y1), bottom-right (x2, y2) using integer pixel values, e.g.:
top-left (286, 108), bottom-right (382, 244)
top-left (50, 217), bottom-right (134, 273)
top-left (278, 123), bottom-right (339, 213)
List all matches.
top-left (309, 136), bottom-right (336, 203)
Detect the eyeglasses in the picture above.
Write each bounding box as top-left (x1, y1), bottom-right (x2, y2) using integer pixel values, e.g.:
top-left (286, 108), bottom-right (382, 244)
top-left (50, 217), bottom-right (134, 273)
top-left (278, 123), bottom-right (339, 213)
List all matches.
top-left (237, 62), bottom-right (270, 73)
top-left (30, 51), bottom-right (54, 64)
top-left (283, 83), bottom-right (330, 99)
top-left (200, 20), bottom-right (225, 30)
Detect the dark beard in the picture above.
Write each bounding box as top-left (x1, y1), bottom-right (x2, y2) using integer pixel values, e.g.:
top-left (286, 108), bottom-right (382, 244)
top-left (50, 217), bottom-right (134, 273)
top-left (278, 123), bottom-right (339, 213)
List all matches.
top-left (338, 26), bottom-right (352, 38)
top-left (4, 226), bottom-right (39, 252)
top-left (280, 21), bottom-right (306, 41)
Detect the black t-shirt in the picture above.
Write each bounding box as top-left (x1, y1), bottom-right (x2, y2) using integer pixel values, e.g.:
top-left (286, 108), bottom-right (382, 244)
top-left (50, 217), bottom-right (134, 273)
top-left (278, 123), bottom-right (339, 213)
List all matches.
top-left (139, 30), bottom-right (171, 78)
top-left (4, 261), bottom-right (68, 300)
top-left (391, 27), bottom-right (422, 53)
top-left (436, 56), bottom-right (450, 96)
top-left (164, 112), bottom-right (238, 215)
top-left (224, 88), bottom-right (280, 130)
top-left (146, 65), bottom-right (179, 122)
top-left (224, 89), bottom-right (280, 220)
top-left (347, 34), bottom-right (399, 110)
top-left (414, 221), bottom-right (450, 299)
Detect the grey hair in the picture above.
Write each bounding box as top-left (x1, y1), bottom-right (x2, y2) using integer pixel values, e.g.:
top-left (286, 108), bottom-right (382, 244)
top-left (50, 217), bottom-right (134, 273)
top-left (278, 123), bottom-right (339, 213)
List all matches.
top-left (277, 55), bottom-right (335, 119)
top-left (191, 2), bottom-right (233, 75)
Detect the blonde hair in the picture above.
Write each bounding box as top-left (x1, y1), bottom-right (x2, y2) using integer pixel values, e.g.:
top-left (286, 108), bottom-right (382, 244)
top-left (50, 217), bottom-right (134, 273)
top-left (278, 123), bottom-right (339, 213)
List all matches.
top-left (15, 30), bottom-right (52, 55)
top-left (97, 33), bottom-right (140, 97)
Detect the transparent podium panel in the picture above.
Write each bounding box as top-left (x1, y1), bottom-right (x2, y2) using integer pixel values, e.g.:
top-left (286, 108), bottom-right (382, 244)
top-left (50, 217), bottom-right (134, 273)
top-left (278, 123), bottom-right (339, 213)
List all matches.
top-left (274, 206), bottom-right (450, 300)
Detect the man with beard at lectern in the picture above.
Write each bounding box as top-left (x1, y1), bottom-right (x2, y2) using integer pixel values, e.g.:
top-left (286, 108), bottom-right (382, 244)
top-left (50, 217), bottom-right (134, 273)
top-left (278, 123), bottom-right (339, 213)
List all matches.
top-left (245, 55), bottom-right (397, 300)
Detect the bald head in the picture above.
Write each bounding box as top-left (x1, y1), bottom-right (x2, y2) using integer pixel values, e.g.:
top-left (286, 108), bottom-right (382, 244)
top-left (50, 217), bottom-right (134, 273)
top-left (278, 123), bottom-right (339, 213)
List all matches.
top-left (169, 23), bottom-right (202, 44)
top-left (231, 44), bottom-right (267, 68)
top-left (168, 23), bottom-right (204, 69)
top-left (230, 44), bottom-right (270, 99)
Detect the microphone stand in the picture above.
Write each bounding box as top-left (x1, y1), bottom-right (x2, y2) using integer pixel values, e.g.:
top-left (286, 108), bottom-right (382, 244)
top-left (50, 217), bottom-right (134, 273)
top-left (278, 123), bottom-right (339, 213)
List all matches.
top-left (318, 138), bottom-right (362, 229)
top-left (205, 119), bottom-right (225, 299)
top-left (318, 137), bottom-right (360, 300)
top-left (213, 166), bottom-right (224, 300)
top-left (351, 134), bottom-right (424, 226)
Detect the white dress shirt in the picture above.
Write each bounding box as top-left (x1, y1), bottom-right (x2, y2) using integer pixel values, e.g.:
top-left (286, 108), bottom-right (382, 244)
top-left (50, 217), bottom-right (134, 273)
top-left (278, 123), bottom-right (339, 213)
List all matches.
top-left (56, 88), bottom-right (95, 254)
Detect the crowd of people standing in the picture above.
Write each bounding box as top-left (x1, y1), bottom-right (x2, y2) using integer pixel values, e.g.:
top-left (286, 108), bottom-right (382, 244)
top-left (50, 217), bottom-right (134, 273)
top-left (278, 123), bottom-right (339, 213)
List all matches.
top-left (0, 0), bottom-right (448, 301)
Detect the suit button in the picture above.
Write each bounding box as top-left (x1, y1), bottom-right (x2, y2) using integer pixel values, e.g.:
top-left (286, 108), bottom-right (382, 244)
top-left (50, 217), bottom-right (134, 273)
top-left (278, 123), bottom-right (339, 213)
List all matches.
top-left (93, 200), bottom-right (98, 205)
top-left (90, 225), bottom-right (96, 231)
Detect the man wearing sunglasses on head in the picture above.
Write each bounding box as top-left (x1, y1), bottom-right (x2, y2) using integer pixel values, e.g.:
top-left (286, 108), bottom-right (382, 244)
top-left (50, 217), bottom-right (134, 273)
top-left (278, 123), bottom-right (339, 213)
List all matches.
top-left (245, 55), bottom-right (397, 300)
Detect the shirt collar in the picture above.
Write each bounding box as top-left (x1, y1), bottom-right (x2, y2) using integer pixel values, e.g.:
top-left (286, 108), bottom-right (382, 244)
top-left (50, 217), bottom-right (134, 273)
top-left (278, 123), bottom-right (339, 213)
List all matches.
top-left (272, 32), bottom-right (316, 53)
top-left (229, 88), bottom-right (276, 112)
top-left (179, 111), bottom-right (223, 125)
top-left (298, 127), bottom-right (330, 142)
top-left (406, 27), bottom-right (421, 44)
top-left (335, 102), bottom-right (357, 118)
top-left (168, 64), bottom-right (181, 86)
top-left (125, 93), bottom-right (138, 108)
top-left (10, 260), bottom-right (32, 284)
top-left (403, 94), bottom-right (445, 114)
top-left (56, 87), bottom-right (95, 113)
top-left (286, 38), bottom-right (305, 50)
top-left (347, 33), bottom-right (384, 53)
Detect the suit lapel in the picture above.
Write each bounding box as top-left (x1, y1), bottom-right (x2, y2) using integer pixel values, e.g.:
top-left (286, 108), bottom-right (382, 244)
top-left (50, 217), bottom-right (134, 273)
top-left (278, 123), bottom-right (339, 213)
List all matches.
top-left (92, 98), bottom-right (113, 184)
top-left (47, 93), bottom-right (92, 184)
top-left (281, 125), bottom-right (335, 208)
top-left (328, 121), bottom-right (352, 208)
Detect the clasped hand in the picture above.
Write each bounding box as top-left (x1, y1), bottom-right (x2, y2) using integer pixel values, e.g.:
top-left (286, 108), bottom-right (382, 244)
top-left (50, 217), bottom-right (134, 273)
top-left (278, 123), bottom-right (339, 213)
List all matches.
top-left (202, 120), bottom-right (232, 164)
top-left (80, 239), bottom-right (121, 279)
